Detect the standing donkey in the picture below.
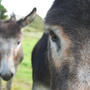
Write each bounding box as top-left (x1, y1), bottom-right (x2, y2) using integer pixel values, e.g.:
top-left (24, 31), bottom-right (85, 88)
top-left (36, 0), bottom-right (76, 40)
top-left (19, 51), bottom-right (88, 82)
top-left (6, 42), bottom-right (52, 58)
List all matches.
top-left (0, 8), bottom-right (36, 90)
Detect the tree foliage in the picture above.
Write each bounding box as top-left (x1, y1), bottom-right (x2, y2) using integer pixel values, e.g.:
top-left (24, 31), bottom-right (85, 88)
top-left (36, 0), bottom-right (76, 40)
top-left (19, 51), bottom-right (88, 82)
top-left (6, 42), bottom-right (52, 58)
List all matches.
top-left (0, 0), bottom-right (7, 19)
top-left (23, 15), bottom-right (44, 32)
top-left (30, 15), bottom-right (44, 31)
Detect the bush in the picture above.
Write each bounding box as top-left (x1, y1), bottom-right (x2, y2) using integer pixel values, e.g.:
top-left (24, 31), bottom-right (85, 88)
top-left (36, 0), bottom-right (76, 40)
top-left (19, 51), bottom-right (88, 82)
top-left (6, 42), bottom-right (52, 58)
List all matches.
top-left (30, 15), bottom-right (45, 31)
top-left (23, 15), bottom-right (45, 32)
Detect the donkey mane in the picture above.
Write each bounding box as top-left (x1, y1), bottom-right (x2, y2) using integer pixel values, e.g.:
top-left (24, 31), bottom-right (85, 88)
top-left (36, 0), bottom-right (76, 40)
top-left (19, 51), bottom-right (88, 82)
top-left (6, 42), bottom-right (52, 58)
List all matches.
top-left (45, 0), bottom-right (90, 27)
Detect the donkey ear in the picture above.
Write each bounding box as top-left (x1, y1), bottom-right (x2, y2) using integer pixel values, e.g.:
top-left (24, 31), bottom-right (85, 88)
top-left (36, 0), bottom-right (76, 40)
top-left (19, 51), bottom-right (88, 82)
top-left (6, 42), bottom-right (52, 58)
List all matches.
top-left (10, 13), bottom-right (16, 21)
top-left (17, 8), bottom-right (37, 28)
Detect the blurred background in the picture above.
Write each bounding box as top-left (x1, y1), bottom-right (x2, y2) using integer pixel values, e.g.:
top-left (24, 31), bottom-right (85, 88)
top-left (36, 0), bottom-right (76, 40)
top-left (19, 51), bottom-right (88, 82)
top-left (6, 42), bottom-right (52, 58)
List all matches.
top-left (0, 0), bottom-right (54, 90)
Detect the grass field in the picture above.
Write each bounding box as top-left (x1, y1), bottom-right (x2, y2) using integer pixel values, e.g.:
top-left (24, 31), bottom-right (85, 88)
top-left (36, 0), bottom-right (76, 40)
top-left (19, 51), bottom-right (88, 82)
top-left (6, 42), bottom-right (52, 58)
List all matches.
top-left (9, 32), bottom-right (42, 90)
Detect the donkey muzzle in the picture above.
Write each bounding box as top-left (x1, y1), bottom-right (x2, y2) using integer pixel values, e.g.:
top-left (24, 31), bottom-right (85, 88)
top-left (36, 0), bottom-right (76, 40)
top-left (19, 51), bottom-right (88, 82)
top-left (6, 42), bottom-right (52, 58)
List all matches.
top-left (0, 72), bottom-right (14, 81)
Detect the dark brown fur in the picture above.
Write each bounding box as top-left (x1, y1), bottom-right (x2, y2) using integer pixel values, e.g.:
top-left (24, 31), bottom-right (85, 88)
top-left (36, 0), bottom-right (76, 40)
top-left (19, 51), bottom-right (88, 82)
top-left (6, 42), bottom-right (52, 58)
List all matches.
top-left (32, 0), bottom-right (90, 90)
top-left (0, 21), bottom-right (21, 38)
top-left (45, 0), bottom-right (90, 90)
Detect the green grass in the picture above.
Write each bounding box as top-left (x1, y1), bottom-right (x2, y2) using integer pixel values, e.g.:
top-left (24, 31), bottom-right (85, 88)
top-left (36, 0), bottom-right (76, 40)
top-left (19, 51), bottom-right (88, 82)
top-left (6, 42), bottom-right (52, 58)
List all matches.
top-left (11, 32), bottom-right (43, 90)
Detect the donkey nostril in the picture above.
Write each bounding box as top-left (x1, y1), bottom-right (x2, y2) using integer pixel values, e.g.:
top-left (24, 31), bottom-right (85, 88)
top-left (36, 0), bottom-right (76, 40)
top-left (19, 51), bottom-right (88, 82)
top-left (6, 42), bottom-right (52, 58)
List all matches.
top-left (11, 73), bottom-right (14, 77)
top-left (0, 72), bottom-right (14, 81)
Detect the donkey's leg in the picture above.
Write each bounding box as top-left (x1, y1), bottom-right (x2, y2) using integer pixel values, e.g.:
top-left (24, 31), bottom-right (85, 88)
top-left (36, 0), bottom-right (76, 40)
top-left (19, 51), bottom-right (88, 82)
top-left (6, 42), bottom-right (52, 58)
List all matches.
top-left (0, 78), bottom-right (2, 90)
top-left (6, 79), bottom-right (13, 90)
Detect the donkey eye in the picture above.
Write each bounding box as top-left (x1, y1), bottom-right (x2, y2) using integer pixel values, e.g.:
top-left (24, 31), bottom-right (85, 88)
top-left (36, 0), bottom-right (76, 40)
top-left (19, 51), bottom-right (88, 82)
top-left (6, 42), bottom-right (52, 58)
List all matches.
top-left (49, 31), bottom-right (58, 42)
top-left (49, 30), bottom-right (61, 51)
top-left (17, 41), bottom-right (21, 45)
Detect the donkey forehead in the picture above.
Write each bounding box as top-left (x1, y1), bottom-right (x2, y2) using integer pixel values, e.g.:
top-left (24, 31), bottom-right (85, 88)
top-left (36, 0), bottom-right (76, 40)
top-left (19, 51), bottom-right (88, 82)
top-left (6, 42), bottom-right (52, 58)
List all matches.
top-left (0, 21), bottom-right (18, 28)
top-left (0, 21), bottom-right (21, 38)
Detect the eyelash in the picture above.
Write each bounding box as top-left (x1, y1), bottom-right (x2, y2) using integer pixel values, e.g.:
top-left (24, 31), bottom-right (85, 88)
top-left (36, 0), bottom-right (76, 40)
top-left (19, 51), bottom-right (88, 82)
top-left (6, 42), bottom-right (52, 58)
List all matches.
top-left (49, 30), bottom-right (61, 52)
top-left (49, 31), bottom-right (58, 42)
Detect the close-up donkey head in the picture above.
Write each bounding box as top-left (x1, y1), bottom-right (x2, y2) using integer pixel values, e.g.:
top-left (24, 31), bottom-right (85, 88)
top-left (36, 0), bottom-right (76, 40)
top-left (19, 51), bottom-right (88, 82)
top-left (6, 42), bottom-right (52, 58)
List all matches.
top-left (32, 0), bottom-right (90, 90)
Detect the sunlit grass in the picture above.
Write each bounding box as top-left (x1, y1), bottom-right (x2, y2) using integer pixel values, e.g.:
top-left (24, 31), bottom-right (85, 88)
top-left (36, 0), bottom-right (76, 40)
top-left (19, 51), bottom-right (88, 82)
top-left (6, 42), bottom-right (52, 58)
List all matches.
top-left (11, 32), bottom-right (42, 90)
